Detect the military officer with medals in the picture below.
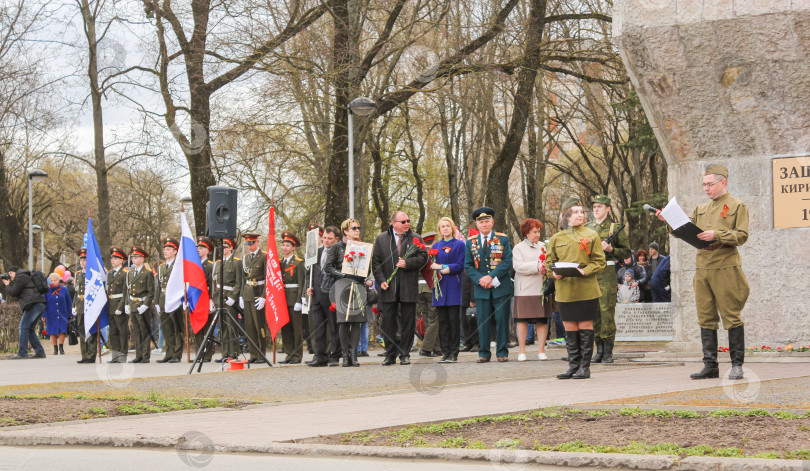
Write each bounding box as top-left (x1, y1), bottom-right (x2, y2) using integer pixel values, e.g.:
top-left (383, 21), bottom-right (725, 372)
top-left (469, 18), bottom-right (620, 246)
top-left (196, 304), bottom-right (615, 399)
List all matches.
top-left (74, 249), bottom-right (96, 363)
top-left (212, 237), bottom-right (243, 362)
top-left (126, 246), bottom-right (155, 363)
top-left (240, 232), bottom-right (269, 364)
top-left (279, 231), bottom-right (305, 364)
top-left (156, 237), bottom-right (184, 363)
top-left (463, 207), bottom-right (514, 362)
top-left (194, 236), bottom-right (216, 362)
top-left (585, 194), bottom-right (630, 364)
top-left (106, 246), bottom-right (129, 363)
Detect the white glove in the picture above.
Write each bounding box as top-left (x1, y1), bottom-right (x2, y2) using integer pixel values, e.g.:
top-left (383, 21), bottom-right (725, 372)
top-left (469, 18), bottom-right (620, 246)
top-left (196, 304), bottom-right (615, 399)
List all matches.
top-left (301, 298), bottom-right (308, 309)
top-left (293, 302), bottom-right (302, 312)
top-left (125, 305), bottom-right (131, 315)
top-left (182, 301), bottom-right (188, 311)
top-left (72, 307), bottom-right (77, 316)
top-left (225, 297), bottom-right (235, 307)
top-left (255, 297), bottom-right (265, 310)
top-left (209, 300), bottom-right (215, 311)
top-left (137, 305), bottom-right (148, 315)
top-left (239, 297), bottom-right (245, 310)
top-left (114, 310), bottom-right (122, 315)
top-left (155, 305), bottom-right (161, 315)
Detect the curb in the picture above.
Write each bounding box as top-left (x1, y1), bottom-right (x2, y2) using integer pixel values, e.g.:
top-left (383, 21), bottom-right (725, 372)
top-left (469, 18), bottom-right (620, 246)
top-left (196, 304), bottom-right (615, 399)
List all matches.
top-left (0, 434), bottom-right (806, 470)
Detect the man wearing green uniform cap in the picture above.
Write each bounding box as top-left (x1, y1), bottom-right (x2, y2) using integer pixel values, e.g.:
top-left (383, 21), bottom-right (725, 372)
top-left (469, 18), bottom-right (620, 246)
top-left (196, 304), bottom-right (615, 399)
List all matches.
top-left (657, 163), bottom-right (749, 380)
top-left (585, 194), bottom-right (629, 363)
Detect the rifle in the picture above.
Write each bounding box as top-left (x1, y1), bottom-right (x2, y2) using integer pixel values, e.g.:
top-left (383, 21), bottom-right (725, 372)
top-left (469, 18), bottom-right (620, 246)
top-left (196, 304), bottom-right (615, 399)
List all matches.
top-left (604, 223), bottom-right (626, 245)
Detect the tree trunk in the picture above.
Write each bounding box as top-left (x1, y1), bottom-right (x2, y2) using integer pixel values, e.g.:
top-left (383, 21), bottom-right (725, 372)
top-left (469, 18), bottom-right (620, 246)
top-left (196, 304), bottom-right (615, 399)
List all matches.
top-left (0, 149), bottom-right (25, 267)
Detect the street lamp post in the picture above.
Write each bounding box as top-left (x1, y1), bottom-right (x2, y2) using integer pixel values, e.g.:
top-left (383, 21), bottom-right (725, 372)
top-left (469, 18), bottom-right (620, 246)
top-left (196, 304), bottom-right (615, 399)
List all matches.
top-left (28, 169), bottom-right (48, 270)
top-left (32, 225), bottom-right (44, 273)
top-left (347, 97), bottom-right (378, 219)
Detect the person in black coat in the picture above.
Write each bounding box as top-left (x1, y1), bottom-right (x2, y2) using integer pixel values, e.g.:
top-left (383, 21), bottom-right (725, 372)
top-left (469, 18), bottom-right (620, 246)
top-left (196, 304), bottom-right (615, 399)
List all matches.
top-left (371, 211), bottom-right (428, 365)
top-left (3, 267), bottom-right (48, 359)
top-left (307, 225), bottom-right (341, 366)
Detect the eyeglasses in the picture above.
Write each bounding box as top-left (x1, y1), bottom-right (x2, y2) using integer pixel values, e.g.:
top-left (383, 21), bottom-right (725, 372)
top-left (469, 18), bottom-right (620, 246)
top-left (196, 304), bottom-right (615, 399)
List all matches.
top-left (246, 240), bottom-right (256, 245)
top-left (395, 219), bottom-right (410, 224)
top-left (350, 226), bottom-right (361, 231)
top-left (702, 180), bottom-right (723, 188)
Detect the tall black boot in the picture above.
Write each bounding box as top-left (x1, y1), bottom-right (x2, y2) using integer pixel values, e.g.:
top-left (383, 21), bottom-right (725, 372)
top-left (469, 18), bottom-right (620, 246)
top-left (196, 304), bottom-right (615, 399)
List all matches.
top-left (602, 339), bottom-right (614, 364)
top-left (727, 325), bottom-right (745, 380)
top-left (573, 329), bottom-right (594, 379)
top-left (557, 331), bottom-right (580, 379)
top-left (690, 328), bottom-right (719, 379)
top-left (342, 349), bottom-right (351, 367)
top-left (350, 349), bottom-right (359, 367)
top-left (592, 338), bottom-right (604, 363)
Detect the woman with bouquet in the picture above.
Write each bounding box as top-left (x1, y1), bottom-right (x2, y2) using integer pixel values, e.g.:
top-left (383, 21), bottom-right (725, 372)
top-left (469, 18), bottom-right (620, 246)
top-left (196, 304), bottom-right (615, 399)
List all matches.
top-left (512, 218), bottom-right (551, 362)
top-left (428, 217), bottom-right (466, 363)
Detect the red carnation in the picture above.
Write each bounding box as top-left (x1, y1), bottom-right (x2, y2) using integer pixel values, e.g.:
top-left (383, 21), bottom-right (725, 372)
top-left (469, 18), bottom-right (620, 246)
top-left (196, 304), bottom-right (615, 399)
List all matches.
top-left (429, 248), bottom-right (439, 256)
top-left (358, 252), bottom-right (365, 257)
top-left (413, 237), bottom-right (420, 244)
top-left (349, 251), bottom-right (356, 255)
top-left (329, 303), bottom-right (336, 312)
top-left (539, 254), bottom-right (546, 262)
top-left (372, 306), bottom-right (378, 314)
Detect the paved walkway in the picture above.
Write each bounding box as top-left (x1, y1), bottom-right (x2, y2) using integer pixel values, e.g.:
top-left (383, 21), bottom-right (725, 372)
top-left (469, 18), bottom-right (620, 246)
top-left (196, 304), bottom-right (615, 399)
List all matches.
top-left (2, 363), bottom-right (808, 448)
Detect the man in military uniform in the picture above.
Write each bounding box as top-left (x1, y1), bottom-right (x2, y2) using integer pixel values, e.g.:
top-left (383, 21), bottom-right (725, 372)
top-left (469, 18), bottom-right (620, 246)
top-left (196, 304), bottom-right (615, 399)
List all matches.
top-left (126, 246), bottom-right (155, 363)
top-left (106, 246), bottom-right (129, 363)
top-left (279, 231), bottom-right (305, 364)
top-left (212, 237), bottom-right (243, 362)
top-left (240, 232), bottom-right (268, 363)
top-left (585, 195), bottom-right (630, 364)
top-left (658, 163), bottom-right (749, 380)
top-left (464, 207), bottom-right (514, 362)
top-left (417, 232), bottom-right (441, 357)
top-left (156, 238), bottom-right (184, 363)
top-left (194, 236), bottom-right (215, 362)
top-left (74, 249), bottom-right (96, 363)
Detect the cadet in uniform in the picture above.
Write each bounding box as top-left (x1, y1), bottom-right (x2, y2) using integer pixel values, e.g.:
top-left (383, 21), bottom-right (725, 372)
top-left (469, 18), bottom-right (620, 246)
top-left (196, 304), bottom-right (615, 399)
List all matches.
top-left (126, 246), bottom-right (155, 363)
top-left (212, 237), bottom-right (243, 361)
top-left (585, 195), bottom-right (630, 363)
top-left (74, 249), bottom-right (96, 363)
top-left (107, 246), bottom-right (129, 363)
top-left (157, 237), bottom-right (184, 363)
top-left (658, 164), bottom-right (749, 380)
top-left (240, 232), bottom-right (268, 364)
top-left (279, 231), bottom-right (305, 364)
top-left (194, 236), bottom-right (215, 362)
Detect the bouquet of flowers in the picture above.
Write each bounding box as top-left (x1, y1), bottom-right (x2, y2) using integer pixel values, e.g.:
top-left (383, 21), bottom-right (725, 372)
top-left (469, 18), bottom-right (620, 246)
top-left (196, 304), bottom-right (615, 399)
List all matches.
top-left (428, 248), bottom-right (443, 300)
top-left (385, 237), bottom-right (425, 284)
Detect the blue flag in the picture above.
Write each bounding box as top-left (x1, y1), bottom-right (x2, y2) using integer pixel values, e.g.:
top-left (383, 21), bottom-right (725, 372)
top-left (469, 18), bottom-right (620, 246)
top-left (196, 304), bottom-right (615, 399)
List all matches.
top-left (83, 217), bottom-right (109, 336)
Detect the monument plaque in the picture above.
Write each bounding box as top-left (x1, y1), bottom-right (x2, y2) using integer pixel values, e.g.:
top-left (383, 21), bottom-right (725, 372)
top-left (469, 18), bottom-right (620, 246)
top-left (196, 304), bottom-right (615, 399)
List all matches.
top-left (615, 303), bottom-right (674, 342)
top-left (772, 156), bottom-right (810, 229)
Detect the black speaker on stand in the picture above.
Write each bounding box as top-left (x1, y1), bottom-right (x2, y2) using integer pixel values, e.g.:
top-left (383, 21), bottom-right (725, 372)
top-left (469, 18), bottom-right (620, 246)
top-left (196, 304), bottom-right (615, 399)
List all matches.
top-left (206, 186), bottom-right (238, 238)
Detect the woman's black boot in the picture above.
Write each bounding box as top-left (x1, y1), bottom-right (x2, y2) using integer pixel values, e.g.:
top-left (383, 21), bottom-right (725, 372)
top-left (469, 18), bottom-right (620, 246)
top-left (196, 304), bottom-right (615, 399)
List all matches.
top-left (342, 349), bottom-right (351, 367)
top-left (573, 330), bottom-right (594, 379)
top-left (59, 344), bottom-right (65, 355)
top-left (557, 331), bottom-right (580, 379)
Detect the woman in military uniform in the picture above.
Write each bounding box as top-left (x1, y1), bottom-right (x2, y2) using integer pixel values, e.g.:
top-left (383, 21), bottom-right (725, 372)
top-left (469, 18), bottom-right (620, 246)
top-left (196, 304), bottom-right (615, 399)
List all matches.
top-left (546, 200), bottom-right (606, 379)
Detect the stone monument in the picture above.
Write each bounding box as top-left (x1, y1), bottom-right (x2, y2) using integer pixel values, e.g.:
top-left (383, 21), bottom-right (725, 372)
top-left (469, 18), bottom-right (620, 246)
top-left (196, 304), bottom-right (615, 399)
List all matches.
top-left (613, 0), bottom-right (810, 352)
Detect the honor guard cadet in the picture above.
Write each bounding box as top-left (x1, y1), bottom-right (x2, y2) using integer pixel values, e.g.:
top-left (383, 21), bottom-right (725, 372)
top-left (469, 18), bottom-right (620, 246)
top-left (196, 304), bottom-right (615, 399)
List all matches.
top-left (126, 246), bottom-right (155, 363)
top-left (585, 195), bottom-right (630, 364)
top-left (74, 249), bottom-right (96, 363)
top-left (464, 207), bottom-right (514, 362)
top-left (240, 232), bottom-right (268, 364)
top-left (106, 246), bottom-right (129, 363)
top-left (212, 237), bottom-right (243, 362)
top-left (194, 236), bottom-right (215, 362)
top-left (279, 231), bottom-right (305, 364)
top-left (157, 237), bottom-right (184, 363)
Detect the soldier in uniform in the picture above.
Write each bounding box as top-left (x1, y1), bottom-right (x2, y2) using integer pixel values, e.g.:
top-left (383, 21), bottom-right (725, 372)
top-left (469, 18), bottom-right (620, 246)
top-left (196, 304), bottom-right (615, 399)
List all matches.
top-left (279, 231), bottom-right (305, 364)
top-left (106, 246), bottom-right (129, 363)
top-left (74, 249), bottom-right (96, 363)
top-left (657, 163), bottom-right (749, 380)
top-left (240, 232), bottom-right (268, 363)
top-left (156, 238), bottom-right (184, 363)
top-left (126, 246), bottom-right (155, 363)
top-left (585, 195), bottom-right (630, 364)
top-left (194, 236), bottom-right (215, 362)
top-left (212, 237), bottom-right (243, 362)
top-left (417, 232), bottom-right (441, 357)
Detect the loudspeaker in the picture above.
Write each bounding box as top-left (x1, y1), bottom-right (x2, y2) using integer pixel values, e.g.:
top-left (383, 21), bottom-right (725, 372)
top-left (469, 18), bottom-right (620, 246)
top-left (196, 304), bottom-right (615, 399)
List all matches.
top-left (206, 186), bottom-right (238, 238)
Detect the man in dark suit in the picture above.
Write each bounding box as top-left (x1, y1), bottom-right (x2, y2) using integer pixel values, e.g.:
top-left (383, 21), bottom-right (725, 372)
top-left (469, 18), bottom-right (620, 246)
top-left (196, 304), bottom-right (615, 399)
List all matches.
top-left (307, 224), bottom-right (338, 366)
top-left (372, 211), bottom-right (428, 365)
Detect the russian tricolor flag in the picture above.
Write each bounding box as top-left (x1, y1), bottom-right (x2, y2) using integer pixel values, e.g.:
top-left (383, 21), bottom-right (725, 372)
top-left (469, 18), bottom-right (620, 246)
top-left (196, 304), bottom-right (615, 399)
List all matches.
top-left (165, 213), bottom-right (210, 334)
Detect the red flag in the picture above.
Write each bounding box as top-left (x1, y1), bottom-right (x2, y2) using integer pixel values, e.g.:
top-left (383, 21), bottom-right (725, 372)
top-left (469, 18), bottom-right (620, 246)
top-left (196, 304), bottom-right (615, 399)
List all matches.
top-left (265, 208), bottom-right (289, 340)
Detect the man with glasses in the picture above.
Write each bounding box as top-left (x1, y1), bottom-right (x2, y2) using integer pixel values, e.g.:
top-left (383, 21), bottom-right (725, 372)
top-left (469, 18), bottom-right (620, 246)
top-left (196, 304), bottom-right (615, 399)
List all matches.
top-left (657, 163), bottom-right (749, 380)
top-left (241, 232), bottom-right (269, 364)
top-left (373, 212), bottom-right (427, 365)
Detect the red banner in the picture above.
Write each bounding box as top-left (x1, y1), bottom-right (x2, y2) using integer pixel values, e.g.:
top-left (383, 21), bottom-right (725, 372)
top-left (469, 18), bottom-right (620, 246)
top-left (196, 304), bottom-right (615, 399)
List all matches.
top-left (265, 208), bottom-right (289, 340)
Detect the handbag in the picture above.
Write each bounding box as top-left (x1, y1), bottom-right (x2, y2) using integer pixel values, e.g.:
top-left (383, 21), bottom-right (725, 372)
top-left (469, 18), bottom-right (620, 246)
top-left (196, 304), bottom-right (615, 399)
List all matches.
top-left (68, 318), bottom-right (79, 346)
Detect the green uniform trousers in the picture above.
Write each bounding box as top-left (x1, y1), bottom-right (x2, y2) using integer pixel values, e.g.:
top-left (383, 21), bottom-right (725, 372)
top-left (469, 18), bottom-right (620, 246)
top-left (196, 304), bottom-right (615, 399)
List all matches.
top-left (161, 307), bottom-right (185, 360)
top-left (77, 312), bottom-right (98, 362)
top-left (417, 290), bottom-right (441, 352)
top-left (218, 305), bottom-right (241, 358)
top-left (131, 310), bottom-right (152, 360)
top-left (281, 306), bottom-right (303, 362)
top-left (243, 302), bottom-right (268, 360)
top-left (193, 312), bottom-right (215, 361)
top-left (108, 313), bottom-right (129, 362)
top-left (593, 268), bottom-right (617, 341)
top-left (694, 266), bottom-right (749, 330)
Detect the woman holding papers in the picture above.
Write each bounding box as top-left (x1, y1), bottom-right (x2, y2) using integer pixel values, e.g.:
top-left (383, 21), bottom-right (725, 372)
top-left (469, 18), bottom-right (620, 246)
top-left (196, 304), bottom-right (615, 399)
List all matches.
top-left (545, 198), bottom-right (606, 379)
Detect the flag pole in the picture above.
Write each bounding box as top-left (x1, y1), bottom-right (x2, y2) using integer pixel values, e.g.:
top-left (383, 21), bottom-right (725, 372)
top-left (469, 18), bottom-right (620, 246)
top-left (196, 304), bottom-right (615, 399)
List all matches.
top-left (97, 318), bottom-right (101, 363)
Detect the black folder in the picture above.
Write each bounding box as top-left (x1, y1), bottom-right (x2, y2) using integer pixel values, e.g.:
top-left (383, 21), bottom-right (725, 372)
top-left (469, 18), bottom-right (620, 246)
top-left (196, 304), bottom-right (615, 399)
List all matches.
top-left (550, 264), bottom-right (585, 278)
top-left (672, 222), bottom-right (713, 249)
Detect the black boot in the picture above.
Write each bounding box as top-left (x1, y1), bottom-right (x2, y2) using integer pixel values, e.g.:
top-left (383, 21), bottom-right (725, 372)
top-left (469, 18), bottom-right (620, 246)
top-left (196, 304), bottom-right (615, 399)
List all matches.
top-left (351, 350), bottom-right (359, 367)
top-left (59, 344), bottom-right (65, 355)
top-left (557, 331), bottom-right (580, 379)
top-left (691, 328), bottom-right (719, 379)
top-left (342, 349), bottom-right (351, 367)
top-left (728, 325), bottom-right (745, 380)
top-left (602, 340), bottom-right (614, 364)
top-left (592, 338), bottom-right (604, 363)
top-left (573, 329), bottom-right (594, 379)
top-left (53, 345), bottom-right (59, 355)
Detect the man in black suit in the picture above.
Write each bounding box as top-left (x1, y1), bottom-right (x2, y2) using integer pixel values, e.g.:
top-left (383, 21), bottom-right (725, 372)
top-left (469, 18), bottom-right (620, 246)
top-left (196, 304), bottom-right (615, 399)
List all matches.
top-left (309, 226), bottom-right (341, 366)
top-left (372, 211), bottom-right (427, 365)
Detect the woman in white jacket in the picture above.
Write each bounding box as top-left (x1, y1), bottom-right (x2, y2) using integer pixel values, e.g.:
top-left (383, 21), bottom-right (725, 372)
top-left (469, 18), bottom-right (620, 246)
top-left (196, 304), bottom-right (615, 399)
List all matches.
top-left (511, 218), bottom-right (550, 361)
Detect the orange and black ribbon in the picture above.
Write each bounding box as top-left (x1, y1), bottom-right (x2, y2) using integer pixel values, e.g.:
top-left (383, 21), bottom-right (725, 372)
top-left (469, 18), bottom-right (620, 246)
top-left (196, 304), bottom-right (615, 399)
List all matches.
top-left (579, 238), bottom-right (591, 255)
top-left (721, 204), bottom-right (729, 218)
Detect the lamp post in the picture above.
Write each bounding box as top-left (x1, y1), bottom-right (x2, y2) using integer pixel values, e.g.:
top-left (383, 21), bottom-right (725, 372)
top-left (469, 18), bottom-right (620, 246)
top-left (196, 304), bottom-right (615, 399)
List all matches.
top-left (32, 225), bottom-right (44, 273)
top-left (28, 169), bottom-right (48, 270)
top-left (347, 97), bottom-right (378, 219)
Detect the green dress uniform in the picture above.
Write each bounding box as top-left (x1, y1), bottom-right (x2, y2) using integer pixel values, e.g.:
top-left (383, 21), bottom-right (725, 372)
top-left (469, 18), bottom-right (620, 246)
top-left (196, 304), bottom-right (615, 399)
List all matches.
top-left (75, 269), bottom-right (97, 362)
top-left (157, 259), bottom-right (184, 362)
top-left (106, 264), bottom-right (128, 363)
top-left (193, 257), bottom-right (215, 361)
top-left (280, 254), bottom-right (305, 363)
top-left (212, 254), bottom-right (243, 359)
top-left (126, 263), bottom-right (155, 362)
top-left (585, 204), bottom-right (630, 363)
top-left (241, 248), bottom-right (269, 362)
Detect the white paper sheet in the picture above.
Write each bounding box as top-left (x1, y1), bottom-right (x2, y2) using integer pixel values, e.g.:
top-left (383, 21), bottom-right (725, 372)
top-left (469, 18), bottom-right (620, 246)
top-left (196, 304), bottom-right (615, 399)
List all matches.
top-left (661, 197), bottom-right (691, 229)
top-left (553, 262), bottom-right (580, 269)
